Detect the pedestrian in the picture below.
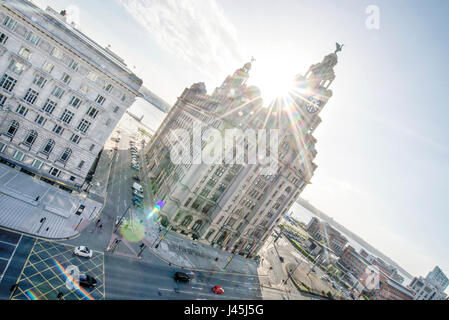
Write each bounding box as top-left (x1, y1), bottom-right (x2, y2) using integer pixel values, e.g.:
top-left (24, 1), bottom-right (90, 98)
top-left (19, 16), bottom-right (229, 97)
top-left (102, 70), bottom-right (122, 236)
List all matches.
top-left (98, 224), bottom-right (103, 231)
top-left (96, 219), bottom-right (101, 226)
top-left (35, 196), bottom-right (40, 201)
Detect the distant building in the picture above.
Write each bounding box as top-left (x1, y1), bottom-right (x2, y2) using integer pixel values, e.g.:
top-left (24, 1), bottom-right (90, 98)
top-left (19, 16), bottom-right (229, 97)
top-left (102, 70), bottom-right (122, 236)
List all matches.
top-left (0, 1), bottom-right (142, 190)
top-left (408, 267), bottom-right (448, 300)
top-left (375, 272), bottom-right (414, 300)
top-left (340, 245), bottom-right (368, 279)
top-left (426, 266), bottom-right (449, 292)
top-left (306, 217), bottom-right (348, 256)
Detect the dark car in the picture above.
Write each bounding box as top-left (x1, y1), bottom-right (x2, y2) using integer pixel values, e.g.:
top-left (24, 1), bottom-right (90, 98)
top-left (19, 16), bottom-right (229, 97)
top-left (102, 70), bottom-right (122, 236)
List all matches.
top-left (79, 274), bottom-right (97, 289)
top-left (174, 272), bottom-right (190, 283)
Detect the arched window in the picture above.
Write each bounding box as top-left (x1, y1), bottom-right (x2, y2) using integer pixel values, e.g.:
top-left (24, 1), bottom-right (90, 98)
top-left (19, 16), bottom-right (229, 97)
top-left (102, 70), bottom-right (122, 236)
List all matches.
top-left (6, 120), bottom-right (19, 137)
top-left (181, 216), bottom-right (192, 227)
top-left (23, 130), bottom-right (37, 147)
top-left (192, 220), bottom-right (203, 232)
top-left (59, 148), bottom-right (72, 163)
top-left (205, 229), bottom-right (215, 240)
top-left (42, 139), bottom-right (55, 155)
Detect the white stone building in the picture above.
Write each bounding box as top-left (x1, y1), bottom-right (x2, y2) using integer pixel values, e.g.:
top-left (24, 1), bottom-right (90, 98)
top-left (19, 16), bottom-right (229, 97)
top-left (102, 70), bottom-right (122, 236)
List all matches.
top-left (0, 0), bottom-right (142, 190)
top-left (144, 48), bottom-right (341, 258)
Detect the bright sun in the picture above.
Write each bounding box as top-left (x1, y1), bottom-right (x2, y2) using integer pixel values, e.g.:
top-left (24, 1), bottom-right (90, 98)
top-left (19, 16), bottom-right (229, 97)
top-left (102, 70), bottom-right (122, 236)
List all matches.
top-left (248, 59), bottom-right (296, 104)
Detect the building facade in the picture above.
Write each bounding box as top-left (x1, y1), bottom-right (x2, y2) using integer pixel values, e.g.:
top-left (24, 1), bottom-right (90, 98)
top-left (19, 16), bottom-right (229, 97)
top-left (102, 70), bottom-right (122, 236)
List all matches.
top-left (0, 0), bottom-right (142, 189)
top-left (144, 50), bottom-right (341, 257)
top-left (306, 217), bottom-right (348, 256)
top-left (408, 267), bottom-right (448, 300)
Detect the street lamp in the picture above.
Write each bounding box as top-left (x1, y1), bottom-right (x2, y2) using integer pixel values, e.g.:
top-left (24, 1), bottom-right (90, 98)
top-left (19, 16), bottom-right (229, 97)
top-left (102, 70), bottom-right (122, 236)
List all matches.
top-left (114, 204), bottom-right (132, 233)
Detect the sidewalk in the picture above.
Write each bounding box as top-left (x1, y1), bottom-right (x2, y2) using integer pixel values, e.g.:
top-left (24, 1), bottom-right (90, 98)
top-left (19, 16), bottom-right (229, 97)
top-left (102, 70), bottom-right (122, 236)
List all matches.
top-left (0, 164), bottom-right (101, 239)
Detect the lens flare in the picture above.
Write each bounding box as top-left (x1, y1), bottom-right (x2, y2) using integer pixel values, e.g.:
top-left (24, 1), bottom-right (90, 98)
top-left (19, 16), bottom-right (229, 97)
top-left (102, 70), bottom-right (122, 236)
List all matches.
top-left (147, 200), bottom-right (164, 220)
top-left (54, 259), bottom-right (94, 300)
top-left (25, 290), bottom-right (39, 300)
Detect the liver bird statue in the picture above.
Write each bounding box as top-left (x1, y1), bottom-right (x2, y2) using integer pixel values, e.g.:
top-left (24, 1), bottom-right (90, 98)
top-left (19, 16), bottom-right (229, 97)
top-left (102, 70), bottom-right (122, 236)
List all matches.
top-left (335, 42), bottom-right (344, 54)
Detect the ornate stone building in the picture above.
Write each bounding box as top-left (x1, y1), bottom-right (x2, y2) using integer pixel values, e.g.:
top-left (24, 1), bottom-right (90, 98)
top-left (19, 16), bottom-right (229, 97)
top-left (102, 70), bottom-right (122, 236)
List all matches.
top-left (144, 49), bottom-right (341, 258)
top-left (0, 0), bottom-right (142, 190)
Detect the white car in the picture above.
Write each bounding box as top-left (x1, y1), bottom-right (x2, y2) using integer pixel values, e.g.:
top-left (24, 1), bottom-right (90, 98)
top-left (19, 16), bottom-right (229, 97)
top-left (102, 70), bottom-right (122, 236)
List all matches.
top-left (74, 246), bottom-right (93, 258)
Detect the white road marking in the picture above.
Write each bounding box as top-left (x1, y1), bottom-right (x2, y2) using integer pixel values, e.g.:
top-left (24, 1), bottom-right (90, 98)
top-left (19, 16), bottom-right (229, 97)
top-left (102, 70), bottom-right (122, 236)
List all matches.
top-left (0, 234), bottom-right (22, 282)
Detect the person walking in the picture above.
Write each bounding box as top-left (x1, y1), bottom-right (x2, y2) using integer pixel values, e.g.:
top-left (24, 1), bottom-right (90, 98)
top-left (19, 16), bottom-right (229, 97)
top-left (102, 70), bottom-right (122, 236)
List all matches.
top-left (98, 224), bottom-right (103, 231)
top-left (35, 196), bottom-right (40, 201)
top-left (96, 219), bottom-right (101, 227)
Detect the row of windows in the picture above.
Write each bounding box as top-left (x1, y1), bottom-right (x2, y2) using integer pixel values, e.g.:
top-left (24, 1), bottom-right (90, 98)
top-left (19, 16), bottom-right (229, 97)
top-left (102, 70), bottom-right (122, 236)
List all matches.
top-left (5, 120), bottom-right (86, 168)
top-left (14, 100), bottom-right (92, 135)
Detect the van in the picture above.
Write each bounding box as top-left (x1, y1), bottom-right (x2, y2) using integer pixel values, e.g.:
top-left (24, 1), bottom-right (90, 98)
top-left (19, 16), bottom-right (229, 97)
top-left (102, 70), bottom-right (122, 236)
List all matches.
top-left (132, 182), bottom-right (143, 193)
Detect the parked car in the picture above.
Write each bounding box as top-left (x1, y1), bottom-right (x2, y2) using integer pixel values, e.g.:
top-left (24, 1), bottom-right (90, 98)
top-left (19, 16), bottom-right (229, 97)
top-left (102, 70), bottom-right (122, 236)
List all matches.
top-left (132, 183), bottom-right (143, 192)
top-left (212, 285), bottom-right (224, 294)
top-left (79, 274), bottom-right (97, 289)
top-left (174, 272), bottom-right (191, 283)
top-left (74, 246), bottom-right (92, 258)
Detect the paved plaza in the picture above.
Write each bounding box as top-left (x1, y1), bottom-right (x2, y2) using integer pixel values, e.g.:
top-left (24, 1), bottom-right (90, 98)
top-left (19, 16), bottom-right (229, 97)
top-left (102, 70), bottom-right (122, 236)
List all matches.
top-left (0, 163), bottom-right (102, 239)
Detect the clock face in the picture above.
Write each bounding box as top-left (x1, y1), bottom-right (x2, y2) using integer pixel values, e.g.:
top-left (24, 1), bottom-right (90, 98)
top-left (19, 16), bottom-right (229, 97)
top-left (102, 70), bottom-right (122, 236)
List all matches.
top-left (306, 97), bottom-right (321, 114)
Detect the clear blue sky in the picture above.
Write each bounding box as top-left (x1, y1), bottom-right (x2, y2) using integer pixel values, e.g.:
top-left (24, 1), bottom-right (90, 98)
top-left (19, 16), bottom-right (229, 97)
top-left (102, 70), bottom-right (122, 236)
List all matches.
top-left (34, 0), bottom-right (449, 284)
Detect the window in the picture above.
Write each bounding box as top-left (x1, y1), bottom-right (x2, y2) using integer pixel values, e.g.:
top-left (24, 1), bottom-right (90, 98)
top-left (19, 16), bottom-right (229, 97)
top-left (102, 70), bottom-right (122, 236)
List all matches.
top-left (8, 60), bottom-right (26, 75)
top-left (60, 109), bottom-right (74, 124)
top-left (105, 118), bottom-right (111, 126)
top-left (33, 75), bottom-right (47, 88)
top-left (24, 88), bottom-right (39, 104)
top-left (52, 124), bottom-right (64, 135)
top-left (0, 94), bottom-right (6, 107)
top-left (86, 106), bottom-right (99, 118)
top-left (121, 94), bottom-right (127, 102)
top-left (61, 73), bottom-right (71, 84)
top-left (69, 59), bottom-right (79, 71)
top-left (95, 94), bottom-right (106, 106)
top-left (13, 150), bottom-right (25, 161)
top-left (0, 74), bottom-right (17, 92)
top-left (77, 119), bottom-right (91, 134)
top-left (18, 47), bottom-right (32, 60)
top-left (32, 159), bottom-right (43, 169)
top-left (89, 144), bottom-right (95, 152)
top-left (6, 120), bottom-right (19, 137)
top-left (34, 115), bottom-right (47, 126)
top-left (59, 148), bottom-right (72, 163)
top-left (41, 139), bottom-right (55, 155)
top-left (42, 99), bottom-right (57, 114)
top-left (42, 61), bottom-right (54, 74)
top-left (70, 176), bottom-right (76, 182)
top-left (26, 32), bottom-right (41, 45)
top-left (87, 71), bottom-right (98, 82)
top-left (104, 83), bottom-right (113, 93)
top-left (51, 86), bottom-right (65, 99)
top-left (15, 105), bottom-right (28, 116)
top-left (51, 47), bottom-right (64, 59)
top-left (49, 167), bottom-right (60, 177)
top-left (70, 133), bottom-right (81, 144)
top-left (23, 130), bottom-right (38, 147)
top-left (3, 16), bottom-right (17, 30)
top-left (77, 160), bottom-right (85, 169)
top-left (69, 96), bottom-right (82, 108)
top-left (0, 32), bottom-right (8, 45)
top-left (113, 106), bottom-right (120, 113)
